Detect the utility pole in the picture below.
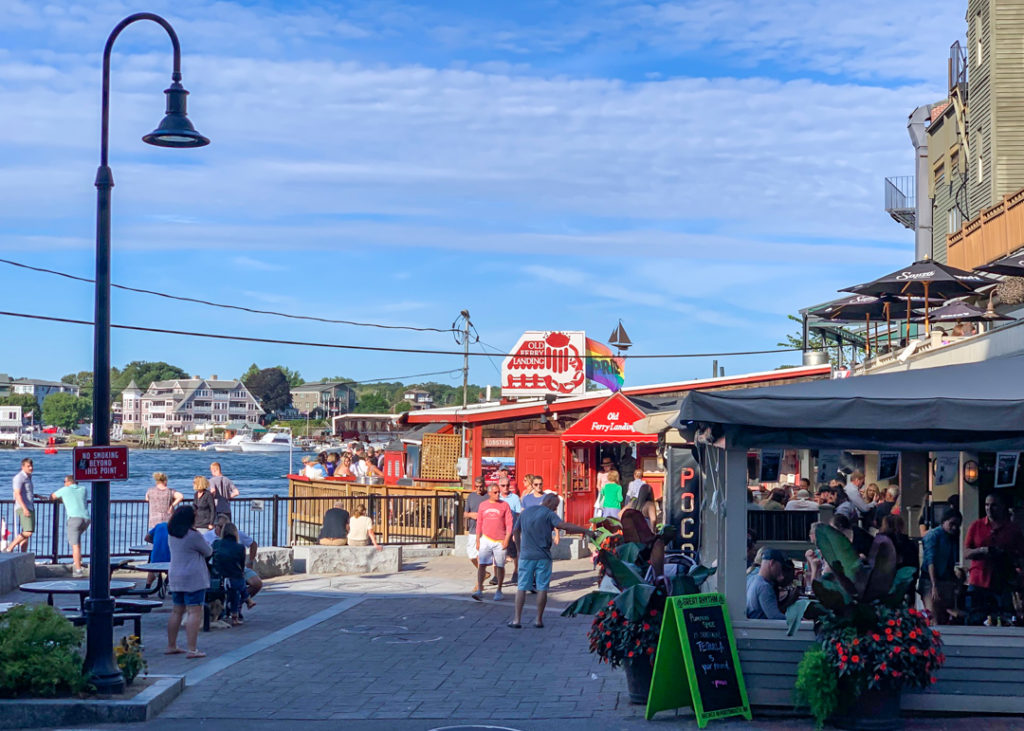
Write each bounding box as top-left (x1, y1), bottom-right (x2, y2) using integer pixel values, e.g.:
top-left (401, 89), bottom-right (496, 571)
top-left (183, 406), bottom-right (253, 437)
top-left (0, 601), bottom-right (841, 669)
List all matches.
top-left (461, 309), bottom-right (471, 408)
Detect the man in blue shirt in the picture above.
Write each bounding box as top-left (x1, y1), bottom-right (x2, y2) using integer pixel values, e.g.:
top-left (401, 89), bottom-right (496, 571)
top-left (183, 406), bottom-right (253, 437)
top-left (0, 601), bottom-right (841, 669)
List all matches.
top-left (51, 475), bottom-right (90, 576)
top-left (745, 548), bottom-right (789, 620)
top-left (507, 494), bottom-right (592, 629)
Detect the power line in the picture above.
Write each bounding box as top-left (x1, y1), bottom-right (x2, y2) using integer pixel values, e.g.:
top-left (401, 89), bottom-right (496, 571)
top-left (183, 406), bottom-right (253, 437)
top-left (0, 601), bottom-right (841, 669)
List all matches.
top-left (0, 309), bottom-right (802, 359)
top-left (0, 257), bottom-right (456, 334)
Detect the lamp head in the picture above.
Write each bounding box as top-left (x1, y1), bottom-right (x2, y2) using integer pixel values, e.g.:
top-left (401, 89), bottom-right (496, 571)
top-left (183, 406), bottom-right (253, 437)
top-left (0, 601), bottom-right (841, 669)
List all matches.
top-left (143, 81), bottom-right (209, 148)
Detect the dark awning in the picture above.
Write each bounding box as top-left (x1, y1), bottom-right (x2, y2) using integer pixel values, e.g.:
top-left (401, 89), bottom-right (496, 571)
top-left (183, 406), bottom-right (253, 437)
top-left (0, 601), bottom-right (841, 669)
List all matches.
top-left (673, 354), bottom-right (1024, 451)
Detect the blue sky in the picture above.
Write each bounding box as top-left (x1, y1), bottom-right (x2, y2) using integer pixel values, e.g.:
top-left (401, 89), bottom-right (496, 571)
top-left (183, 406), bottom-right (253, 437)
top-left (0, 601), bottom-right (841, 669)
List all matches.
top-left (0, 0), bottom-right (963, 390)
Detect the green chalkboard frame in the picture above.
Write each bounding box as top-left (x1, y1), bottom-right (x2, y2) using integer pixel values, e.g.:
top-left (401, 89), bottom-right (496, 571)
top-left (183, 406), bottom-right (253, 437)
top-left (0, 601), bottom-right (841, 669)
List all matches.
top-left (644, 593), bottom-right (751, 727)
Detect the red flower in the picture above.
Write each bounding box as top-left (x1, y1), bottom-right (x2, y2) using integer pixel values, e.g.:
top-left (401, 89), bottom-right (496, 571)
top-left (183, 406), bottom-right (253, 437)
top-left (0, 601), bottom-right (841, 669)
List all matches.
top-left (852, 639), bottom-right (859, 646)
top-left (893, 671), bottom-right (902, 678)
top-left (931, 677), bottom-right (937, 684)
top-left (840, 654), bottom-right (848, 662)
top-left (887, 620), bottom-right (896, 627)
top-left (872, 634), bottom-right (881, 641)
top-left (910, 646), bottom-right (918, 655)
top-left (879, 662), bottom-right (887, 671)
top-left (605, 641), bottom-right (612, 648)
top-left (874, 674), bottom-right (880, 682)
top-left (643, 623), bottom-right (651, 631)
top-left (892, 647), bottom-right (902, 654)
top-left (851, 655), bottom-right (860, 663)
top-left (628, 651), bottom-right (634, 658)
top-left (649, 609), bottom-right (658, 617)
top-left (647, 647), bottom-right (654, 655)
top-left (909, 630), bottom-right (918, 639)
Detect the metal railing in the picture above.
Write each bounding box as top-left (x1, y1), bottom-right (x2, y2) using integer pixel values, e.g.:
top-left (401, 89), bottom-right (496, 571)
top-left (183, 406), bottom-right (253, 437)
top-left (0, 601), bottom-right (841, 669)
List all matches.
top-left (0, 494), bottom-right (459, 563)
top-left (884, 175), bottom-right (915, 212)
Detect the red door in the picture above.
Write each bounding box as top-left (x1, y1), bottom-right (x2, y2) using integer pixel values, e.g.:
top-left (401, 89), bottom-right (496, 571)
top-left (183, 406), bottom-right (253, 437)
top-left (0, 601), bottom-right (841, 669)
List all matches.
top-left (565, 444), bottom-right (596, 526)
top-left (515, 434), bottom-right (562, 498)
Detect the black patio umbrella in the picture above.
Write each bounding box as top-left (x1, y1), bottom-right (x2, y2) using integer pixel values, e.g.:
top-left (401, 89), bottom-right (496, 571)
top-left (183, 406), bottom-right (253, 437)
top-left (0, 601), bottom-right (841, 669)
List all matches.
top-left (841, 259), bottom-right (994, 336)
top-left (809, 294), bottom-right (941, 354)
top-left (912, 299), bottom-right (1014, 324)
top-left (975, 251), bottom-right (1024, 277)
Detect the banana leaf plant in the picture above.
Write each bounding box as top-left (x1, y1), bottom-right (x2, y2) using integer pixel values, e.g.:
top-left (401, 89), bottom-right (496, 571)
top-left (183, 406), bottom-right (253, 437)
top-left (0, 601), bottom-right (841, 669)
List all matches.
top-left (562, 508), bottom-right (715, 623)
top-left (785, 523), bottom-right (917, 636)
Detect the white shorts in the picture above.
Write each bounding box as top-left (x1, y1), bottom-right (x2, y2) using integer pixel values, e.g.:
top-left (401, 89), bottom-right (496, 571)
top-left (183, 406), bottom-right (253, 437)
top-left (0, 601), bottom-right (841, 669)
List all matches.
top-left (466, 532), bottom-right (479, 560)
top-left (477, 536), bottom-right (507, 567)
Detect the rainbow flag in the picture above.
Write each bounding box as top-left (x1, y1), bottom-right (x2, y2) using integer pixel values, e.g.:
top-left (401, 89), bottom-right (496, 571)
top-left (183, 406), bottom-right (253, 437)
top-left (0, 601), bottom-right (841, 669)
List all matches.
top-left (585, 338), bottom-right (625, 391)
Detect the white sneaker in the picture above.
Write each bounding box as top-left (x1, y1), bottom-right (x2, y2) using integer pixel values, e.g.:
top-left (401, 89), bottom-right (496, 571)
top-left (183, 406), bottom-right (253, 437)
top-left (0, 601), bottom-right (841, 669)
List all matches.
top-left (493, 590), bottom-right (505, 601)
top-left (72, 569), bottom-right (85, 578)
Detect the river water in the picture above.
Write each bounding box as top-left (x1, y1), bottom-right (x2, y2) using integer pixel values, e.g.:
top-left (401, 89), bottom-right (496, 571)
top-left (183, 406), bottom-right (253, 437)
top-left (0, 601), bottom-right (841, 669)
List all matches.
top-left (0, 448), bottom-right (314, 500)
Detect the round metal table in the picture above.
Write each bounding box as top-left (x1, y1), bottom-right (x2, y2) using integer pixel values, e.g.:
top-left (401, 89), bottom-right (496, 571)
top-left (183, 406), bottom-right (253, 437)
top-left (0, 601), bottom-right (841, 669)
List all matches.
top-left (19, 579), bottom-right (136, 611)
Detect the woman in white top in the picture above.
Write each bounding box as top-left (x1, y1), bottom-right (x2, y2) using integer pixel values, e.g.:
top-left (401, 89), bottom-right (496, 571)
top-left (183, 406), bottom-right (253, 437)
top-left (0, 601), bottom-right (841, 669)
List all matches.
top-left (348, 504), bottom-right (381, 551)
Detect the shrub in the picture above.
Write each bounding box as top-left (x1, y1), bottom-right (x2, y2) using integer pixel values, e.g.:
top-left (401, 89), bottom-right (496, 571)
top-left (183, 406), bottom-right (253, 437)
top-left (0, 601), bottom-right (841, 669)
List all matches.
top-left (794, 646), bottom-right (838, 730)
top-left (0, 604), bottom-right (88, 697)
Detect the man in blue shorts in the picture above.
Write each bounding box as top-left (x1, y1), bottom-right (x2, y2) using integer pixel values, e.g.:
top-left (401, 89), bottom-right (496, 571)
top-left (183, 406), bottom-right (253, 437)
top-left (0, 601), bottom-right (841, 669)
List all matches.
top-left (508, 493), bottom-right (592, 629)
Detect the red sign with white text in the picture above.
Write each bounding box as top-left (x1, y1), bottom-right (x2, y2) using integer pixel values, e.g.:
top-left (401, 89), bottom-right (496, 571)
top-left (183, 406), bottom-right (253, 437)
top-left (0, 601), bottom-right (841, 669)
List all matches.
top-left (501, 330), bottom-right (587, 397)
top-left (560, 392), bottom-right (658, 443)
top-left (73, 446), bottom-right (129, 482)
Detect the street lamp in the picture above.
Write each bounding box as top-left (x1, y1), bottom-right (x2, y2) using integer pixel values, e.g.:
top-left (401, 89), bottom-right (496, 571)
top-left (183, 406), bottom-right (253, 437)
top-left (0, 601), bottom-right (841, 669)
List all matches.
top-left (86, 12), bottom-right (208, 694)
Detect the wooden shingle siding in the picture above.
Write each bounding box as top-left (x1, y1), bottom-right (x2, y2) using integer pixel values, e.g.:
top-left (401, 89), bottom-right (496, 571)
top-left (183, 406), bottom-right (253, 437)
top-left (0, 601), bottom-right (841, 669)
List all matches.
top-left (968, 0), bottom-right (994, 217)
top-left (732, 621), bottom-right (1024, 713)
top-left (992, 0), bottom-right (1024, 199)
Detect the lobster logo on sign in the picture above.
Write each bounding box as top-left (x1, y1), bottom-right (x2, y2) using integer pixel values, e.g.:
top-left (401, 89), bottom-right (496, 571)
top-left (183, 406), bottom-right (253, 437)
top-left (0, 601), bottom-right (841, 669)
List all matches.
top-left (502, 330), bottom-right (587, 397)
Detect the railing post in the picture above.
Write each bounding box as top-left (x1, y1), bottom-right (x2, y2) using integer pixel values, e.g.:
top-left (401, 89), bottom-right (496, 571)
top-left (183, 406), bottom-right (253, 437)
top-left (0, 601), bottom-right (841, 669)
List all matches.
top-left (379, 495), bottom-right (389, 544)
top-left (272, 494), bottom-right (280, 547)
top-left (50, 501), bottom-right (60, 564)
top-left (431, 496), bottom-right (439, 547)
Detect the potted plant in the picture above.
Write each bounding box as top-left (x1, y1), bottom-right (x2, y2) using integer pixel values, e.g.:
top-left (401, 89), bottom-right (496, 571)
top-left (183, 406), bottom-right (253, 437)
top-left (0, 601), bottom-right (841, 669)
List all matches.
top-left (787, 524), bottom-right (945, 730)
top-left (0, 605), bottom-right (89, 698)
top-left (114, 635), bottom-right (147, 686)
top-left (562, 509), bottom-right (715, 704)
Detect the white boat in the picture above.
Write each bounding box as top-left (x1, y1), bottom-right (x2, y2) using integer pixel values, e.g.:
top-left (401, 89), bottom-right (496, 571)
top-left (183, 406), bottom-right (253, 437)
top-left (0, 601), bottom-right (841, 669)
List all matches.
top-left (212, 434), bottom-right (254, 452)
top-left (239, 427), bottom-right (293, 453)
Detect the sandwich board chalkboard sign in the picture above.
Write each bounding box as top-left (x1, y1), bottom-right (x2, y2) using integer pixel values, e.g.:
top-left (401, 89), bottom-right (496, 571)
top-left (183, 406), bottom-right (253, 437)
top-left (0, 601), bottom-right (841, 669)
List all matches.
top-left (644, 593), bottom-right (751, 727)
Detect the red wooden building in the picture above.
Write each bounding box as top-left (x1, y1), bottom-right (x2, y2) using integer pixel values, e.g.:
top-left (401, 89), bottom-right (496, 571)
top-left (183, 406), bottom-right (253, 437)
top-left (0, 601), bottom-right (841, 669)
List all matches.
top-left (401, 365), bottom-right (830, 526)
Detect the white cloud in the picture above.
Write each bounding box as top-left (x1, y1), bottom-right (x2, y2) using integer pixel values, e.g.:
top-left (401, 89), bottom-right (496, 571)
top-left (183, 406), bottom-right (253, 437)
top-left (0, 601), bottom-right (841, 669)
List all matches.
top-left (231, 255), bottom-right (285, 272)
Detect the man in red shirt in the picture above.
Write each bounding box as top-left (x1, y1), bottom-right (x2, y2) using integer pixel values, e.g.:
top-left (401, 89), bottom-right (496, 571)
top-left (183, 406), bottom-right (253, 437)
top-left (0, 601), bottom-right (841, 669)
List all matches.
top-left (473, 483), bottom-right (513, 602)
top-left (964, 493), bottom-right (1024, 625)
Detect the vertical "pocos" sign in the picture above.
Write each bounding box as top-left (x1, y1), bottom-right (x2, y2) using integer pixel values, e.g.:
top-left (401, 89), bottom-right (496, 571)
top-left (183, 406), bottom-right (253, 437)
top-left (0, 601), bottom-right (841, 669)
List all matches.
top-left (666, 446), bottom-right (701, 555)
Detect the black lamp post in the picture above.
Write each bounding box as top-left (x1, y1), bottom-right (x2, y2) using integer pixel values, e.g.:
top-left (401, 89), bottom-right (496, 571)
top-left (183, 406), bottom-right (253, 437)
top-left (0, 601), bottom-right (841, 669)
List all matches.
top-left (85, 12), bottom-right (208, 693)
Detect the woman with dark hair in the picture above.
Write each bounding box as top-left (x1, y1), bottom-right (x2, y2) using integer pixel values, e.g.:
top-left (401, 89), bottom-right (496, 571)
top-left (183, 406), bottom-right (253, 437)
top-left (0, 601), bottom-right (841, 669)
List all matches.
top-left (213, 522), bottom-right (247, 626)
top-left (166, 505), bottom-right (213, 658)
top-left (634, 482), bottom-right (658, 531)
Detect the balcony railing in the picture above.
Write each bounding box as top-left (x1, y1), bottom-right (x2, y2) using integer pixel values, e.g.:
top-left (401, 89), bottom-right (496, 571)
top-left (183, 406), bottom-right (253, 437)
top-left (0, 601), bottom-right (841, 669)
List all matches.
top-left (885, 175), bottom-right (916, 229)
top-left (948, 187), bottom-right (1024, 271)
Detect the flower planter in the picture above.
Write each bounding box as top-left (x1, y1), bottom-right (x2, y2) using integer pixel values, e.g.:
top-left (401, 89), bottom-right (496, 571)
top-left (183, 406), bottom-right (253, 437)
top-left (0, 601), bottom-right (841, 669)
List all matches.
top-left (623, 656), bottom-right (654, 705)
top-left (831, 685), bottom-right (902, 731)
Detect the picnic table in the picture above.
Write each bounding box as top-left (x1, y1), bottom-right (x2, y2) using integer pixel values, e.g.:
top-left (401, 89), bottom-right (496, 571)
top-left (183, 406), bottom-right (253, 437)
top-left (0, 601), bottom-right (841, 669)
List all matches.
top-left (19, 580), bottom-right (136, 611)
top-left (128, 545), bottom-right (152, 555)
top-left (133, 562), bottom-right (171, 599)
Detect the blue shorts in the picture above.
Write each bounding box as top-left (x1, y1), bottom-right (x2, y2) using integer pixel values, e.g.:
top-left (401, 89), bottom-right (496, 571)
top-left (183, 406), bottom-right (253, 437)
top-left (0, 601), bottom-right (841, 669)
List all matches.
top-left (171, 589), bottom-right (207, 606)
top-left (517, 558), bottom-right (553, 592)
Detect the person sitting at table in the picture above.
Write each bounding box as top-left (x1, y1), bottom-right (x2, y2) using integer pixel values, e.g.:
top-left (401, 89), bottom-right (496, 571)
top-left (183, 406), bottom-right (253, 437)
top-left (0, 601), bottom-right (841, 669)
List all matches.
top-left (212, 523), bottom-right (247, 626)
top-left (319, 502), bottom-right (350, 546)
top-left (204, 515), bottom-right (262, 608)
top-left (166, 505), bottom-right (212, 659)
top-left (879, 514), bottom-right (919, 604)
top-left (785, 489), bottom-right (819, 511)
top-left (746, 548), bottom-right (789, 620)
top-left (144, 520), bottom-right (171, 590)
top-left (760, 488), bottom-right (786, 511)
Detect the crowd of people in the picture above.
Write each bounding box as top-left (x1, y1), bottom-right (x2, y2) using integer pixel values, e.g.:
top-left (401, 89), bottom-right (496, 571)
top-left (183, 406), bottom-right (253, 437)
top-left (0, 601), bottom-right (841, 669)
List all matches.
top-left (746, 469), bottom-right (1024, 628)
top-left (300, 443), bottom-right (386, 479)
